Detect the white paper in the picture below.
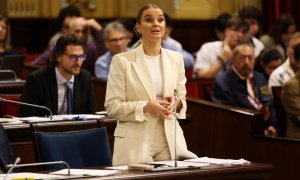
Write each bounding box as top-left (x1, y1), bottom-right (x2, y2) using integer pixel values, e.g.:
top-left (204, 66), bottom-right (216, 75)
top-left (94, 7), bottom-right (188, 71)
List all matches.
top-left (14, 116), bottom-right (51, 122)
top-left (184, 157), bottom-right (250, 165)
top-left (14, 114), bottom-right (105, 122)
top-left (105, 165), bottom-right (129, 170)
top-left (0, 172), bottom-right (65, 180)
top-left (52, 114), bottom-right (105, 120)
top-left (95, 111), bottom-right (107, 115)
top-left (0, 118), bottom-right (21, 123)
top-left (50, 169), bottom-right (120, 176)
top-left (146, 160), bottom-right (210, 167)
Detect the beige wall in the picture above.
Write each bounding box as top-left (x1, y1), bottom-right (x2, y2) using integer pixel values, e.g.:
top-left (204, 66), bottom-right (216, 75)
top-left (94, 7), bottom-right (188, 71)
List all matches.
top-left (3, 0), bottom-right (261, 19)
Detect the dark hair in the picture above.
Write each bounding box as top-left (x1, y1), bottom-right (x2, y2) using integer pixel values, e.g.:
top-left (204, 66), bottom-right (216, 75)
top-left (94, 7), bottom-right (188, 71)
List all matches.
top-left (226, 16), bottom-right (249, 33)
top-left (294, 43), bottom-right (300, 62)
top-left (0, 14), bottom-right (11, 50)
top-left (164, 13), bottom-right (172, 27)
top-left (134, 3), bottom-right (162, 38)
top-left (51, 34), bottom-right (85, 66)
top-left (270, 13), bottom-right (295, 44)
top-left (57, 6), bottom-right (81, 30)
top-left (215, 13), bottom-right (231, 32)
top-left (260, 48), bottom-right (283, 65)
top-left (239, 6), bottom-right (262, 24)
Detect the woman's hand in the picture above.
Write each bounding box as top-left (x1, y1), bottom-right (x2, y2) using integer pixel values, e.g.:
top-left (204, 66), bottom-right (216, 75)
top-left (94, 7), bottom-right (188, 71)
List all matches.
top-left (264, 125), bottom-right (277, 136)
top-left (164, 96), bottom-right (182, 113)
top-left (143, 100), bottom-right (173, 120)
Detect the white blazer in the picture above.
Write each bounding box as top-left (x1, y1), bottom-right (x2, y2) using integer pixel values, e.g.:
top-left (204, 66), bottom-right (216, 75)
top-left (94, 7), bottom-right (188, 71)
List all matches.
top-left (105, 44), bottom-right (197, 166)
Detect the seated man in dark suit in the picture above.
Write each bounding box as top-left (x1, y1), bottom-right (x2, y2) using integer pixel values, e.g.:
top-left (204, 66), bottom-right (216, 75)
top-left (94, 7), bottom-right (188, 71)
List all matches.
top-left (19, 34), bottom-right (96, 117)
top-left (212, 43), bottom-right (277, 136)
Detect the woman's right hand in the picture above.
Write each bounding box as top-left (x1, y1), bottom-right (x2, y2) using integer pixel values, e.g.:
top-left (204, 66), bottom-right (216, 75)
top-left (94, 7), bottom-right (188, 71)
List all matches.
top-left (143, 100), bottom-right (173, 120)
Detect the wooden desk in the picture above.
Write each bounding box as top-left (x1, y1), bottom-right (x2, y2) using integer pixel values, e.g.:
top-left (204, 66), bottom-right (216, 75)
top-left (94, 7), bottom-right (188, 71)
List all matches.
top-left (82, 163), bottom-right (273, 180)
top-left (0, 80), bottom-right (25, 94)
top-left (184, 98), bottom-right (300, 180)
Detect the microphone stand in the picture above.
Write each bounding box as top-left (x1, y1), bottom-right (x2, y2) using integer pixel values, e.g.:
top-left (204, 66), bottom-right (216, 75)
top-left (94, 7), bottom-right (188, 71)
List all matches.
top-left (173, 89), bottom-right (178, 168)
top-left (0, 97), bottom-right (53, 120)
top-left (0, 70), bottom-right (17, 80)
top-left (6, 161), bottom-right (71, 176)
top-left (3, 157), bottom-right (21, 179)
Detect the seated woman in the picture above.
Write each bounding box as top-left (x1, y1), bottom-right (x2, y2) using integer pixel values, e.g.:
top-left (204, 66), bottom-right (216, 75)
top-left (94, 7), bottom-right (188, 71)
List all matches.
top-left (254, 48), bottom-right (284, 80)
top-left (0, 14), bottom-right (16, 58)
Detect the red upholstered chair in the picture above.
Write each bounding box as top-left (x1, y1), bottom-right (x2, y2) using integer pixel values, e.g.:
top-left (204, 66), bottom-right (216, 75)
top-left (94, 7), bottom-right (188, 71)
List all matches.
top-left (271, 86), bottom-right (287, 137)
top-left (0, 94), bottom-right (21, 117)
top-left (197, 78), bottom-right (214, 101)
top-left (186, 79), bottom-right (200, 99)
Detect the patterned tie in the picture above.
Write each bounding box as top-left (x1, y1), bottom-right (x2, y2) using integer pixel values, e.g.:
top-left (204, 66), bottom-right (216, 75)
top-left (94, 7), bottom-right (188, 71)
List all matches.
top-left (246, 78), bottom-right (262, 110)
top-left (65, 81), bottom-right (73, 114)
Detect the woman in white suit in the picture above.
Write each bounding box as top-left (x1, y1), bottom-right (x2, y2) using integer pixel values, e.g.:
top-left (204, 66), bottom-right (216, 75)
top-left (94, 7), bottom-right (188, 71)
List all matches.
top-left (105, 3), bottom-right (197, 166)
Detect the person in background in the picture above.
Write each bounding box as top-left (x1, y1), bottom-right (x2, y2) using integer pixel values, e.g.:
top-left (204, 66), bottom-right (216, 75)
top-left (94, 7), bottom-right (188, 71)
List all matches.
top-left (94, 21), bottom-right (129, 80)
top-left (268, 32), bottom-right (300, 89)
top-left (0, 14), bottom-right (15, 58)
top-left (282, 43), bottom-right (300, 139)
top-left (31, 17), bottom-right (106, 75)
top-left (254, 48), bottom-right (283, 80)
top-left (212, 43), bottom-right (277, 136)
top-left (19, 34), bottom-right (95, 117)
top-left (162, 13), bottom-right (194, 70)
top-left (48, 5), bottom-right (81, 49)
top-left (260, 13), bottom-right (297, 59)
top-left (116, 18), bottom-right (139, 47)
top-left (210, 12), bottom-right (232, 42)
top-left (105, 3), bottom-right (197, 166)
top-left (194, 16), bottom-right (249, 78)
top-left (239, 6), bottom-right (265, 58)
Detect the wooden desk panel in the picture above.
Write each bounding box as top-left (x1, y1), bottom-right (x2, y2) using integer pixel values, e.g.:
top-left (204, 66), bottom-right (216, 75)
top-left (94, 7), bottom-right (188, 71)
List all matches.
top-left (0, 80), bottom-right (25, 94)
top-left (184, 98), bottom-right (300, 180)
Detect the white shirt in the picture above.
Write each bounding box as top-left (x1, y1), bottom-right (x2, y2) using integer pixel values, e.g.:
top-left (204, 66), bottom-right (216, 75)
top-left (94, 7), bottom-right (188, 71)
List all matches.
top-left (268, 59), bottom-right (295, 89)
top-left (55, 67), bottom-right (74, 114)
top-left (252, 37), bottom-right (264, 58)
top-left (194, 41), bottom-right (224, 75)
top-left (145, 54), bottom-right (163, 99)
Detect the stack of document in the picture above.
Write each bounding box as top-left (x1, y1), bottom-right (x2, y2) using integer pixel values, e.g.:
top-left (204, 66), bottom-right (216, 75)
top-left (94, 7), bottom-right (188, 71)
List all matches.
top-left (13, 114), bottom-right (105, 123)
top-left (50, 169), bottom-right (120, 177)
top-left (184, 157), bottom-right (250, 165)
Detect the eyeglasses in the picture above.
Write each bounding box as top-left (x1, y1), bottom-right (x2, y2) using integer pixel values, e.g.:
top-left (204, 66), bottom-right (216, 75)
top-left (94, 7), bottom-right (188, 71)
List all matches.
top-left (107, 37), bottom-right (127, 43)
top-left (63, 53), bottom-right (87, 62)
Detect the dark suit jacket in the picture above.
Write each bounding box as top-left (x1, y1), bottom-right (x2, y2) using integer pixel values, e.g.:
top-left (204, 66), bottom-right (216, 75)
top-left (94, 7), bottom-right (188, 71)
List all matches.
top-left (212, 68), bottom-right (277, 126)
top-left (19, 66), bottom-right (96, 117)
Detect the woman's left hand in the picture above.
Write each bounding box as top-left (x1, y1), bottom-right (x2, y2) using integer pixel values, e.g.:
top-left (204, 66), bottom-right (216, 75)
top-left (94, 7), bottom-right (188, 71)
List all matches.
top-left (163, 95), bottom-right (181, 112)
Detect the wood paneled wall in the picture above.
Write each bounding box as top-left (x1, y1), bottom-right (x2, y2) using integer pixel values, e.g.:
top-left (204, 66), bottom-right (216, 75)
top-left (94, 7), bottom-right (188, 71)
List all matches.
top-left (3, 0), bottom-right (261, 19)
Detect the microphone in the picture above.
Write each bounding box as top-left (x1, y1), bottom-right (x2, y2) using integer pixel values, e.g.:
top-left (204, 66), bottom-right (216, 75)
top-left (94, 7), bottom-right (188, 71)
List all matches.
top-left (3, 157), bottom-right (21, 179)
top-left (0, 97), bottom-right (53, 120)
top-left (6, 161), bottom-right (71, 176)
top-left (173, 89), bottom-right (178, 168)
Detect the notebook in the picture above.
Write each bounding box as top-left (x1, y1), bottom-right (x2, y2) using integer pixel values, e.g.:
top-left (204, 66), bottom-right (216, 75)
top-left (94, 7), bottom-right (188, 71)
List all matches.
top-left (0, 55), bottom-right (25, 77)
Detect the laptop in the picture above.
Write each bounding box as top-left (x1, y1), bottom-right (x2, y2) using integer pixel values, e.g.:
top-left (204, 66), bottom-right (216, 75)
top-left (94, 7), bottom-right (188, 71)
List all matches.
top-left (0, 55), bottom-right (25, 77)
